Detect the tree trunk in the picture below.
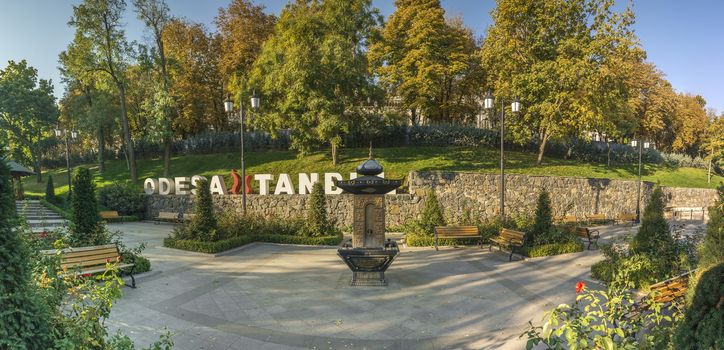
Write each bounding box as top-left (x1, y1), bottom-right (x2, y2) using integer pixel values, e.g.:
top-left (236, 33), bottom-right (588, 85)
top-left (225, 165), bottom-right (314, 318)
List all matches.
top-left (117, 83), bottom-right (138, 182)
top-left (163, 136), bottom-right (171, 177)
top-left (331, 143), bottom-right (338, 166)
top-left (32, 153), bottom-right (42, 183)
top-left (537, 131), bottom-right (550, 165)
top-left (708, 159), bottom-right (712, 184)
top-left (98, 126), bottom-right (105, 173)
top-left (606, 141), bottom-right (611, 167)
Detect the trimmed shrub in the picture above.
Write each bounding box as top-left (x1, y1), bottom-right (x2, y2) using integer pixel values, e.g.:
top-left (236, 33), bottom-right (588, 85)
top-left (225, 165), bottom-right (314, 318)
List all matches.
top-left (674, 263), bottom-right (724, 349)
top-left (98, 181), bottom-right (145, 216)
top-left (520, 241), bottom-right (584, 258)
top-left (529, 190), bottom-right (553, 245)
top-left (164, 233), bottom-right (343, 254)
top-left (178, 177), bottom-right (219, 241)
top-left (698, 185), bottom-right (723, 268)
top-left (45, 175), bottom-right (55, 202)
top-left (70, 167), bottom-right (104, 246)
top-left (418, 189), bottom-right (445, 235)
top-left (632, 187), bottom-right (677, 274)
top-left (0, 154), bottom-right (53, 348)
top-left (303, 181), bottom-right (334, 236)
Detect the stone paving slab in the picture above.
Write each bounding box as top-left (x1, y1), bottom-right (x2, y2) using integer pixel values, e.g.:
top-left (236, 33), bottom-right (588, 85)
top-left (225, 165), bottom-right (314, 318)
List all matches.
top-left (105, 221), bottom-right (707, 349)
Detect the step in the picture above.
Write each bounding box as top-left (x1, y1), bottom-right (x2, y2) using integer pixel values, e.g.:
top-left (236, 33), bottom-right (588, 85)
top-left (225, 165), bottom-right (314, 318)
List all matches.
top-left (22, 215), bottom-right (64, 221)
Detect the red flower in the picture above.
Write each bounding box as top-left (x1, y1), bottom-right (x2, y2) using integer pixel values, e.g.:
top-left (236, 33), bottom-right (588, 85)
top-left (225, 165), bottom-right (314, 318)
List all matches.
top-left (82, 273), bottom-right (92, 278)
top-left (576, 281), bottom-right (585, 293)
top-left (39, 231), bottom-right (48, 238)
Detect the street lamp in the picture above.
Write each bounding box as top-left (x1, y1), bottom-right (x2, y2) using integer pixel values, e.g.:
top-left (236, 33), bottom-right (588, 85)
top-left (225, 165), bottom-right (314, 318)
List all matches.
top-left (631, 138), bottom-right (650, 223)
top-left (224, 91), bottom-right (261, 215)
top-left (484, 91), bottom-right (521, 223)
top-left (55, 127), bottom-right (78, 198)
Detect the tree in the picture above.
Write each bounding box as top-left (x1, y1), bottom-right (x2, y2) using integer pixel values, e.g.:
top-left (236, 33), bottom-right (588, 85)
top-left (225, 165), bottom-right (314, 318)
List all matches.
top-left (134, 0), bottom-right (175, 176)
top-left (215, 0), bottom-right (275, 93)
top-left (529, 190), bottom-right (553, 244)
top-left (70, 167), bottom-right (103, 245)
top-left (191, 177), bottom-right (217, 241)
top-left (249, 0), bottom-right (380, 164)
top-left (0, 152), bottom-right (53, 349)
top-left (69, 0), bottom-right (138, 182)
top-left (481, 0), bottom-right (643, 164)
top-left (0, 60), bottom-right (58, 183)
top-left (701, 117), bottom-right (724, 183)
top-left (305, 181), bottom-right (332, 236)
top-left (369, 1), bottom-right (481, 124)
top-left (418, 188), bottom-right (445, 235)
top-left (45, 175), bottom-right (55, 202)
top-left (674, 262), bottom-right (724, 349)
top-left (670, 94), bottom-right (709, 156)
top-left (631, 187), bottom-right (676, 274)
top-left (698, 186), bottom-right (723, 268)
top-left (162, 19), bottom-right (226, 134)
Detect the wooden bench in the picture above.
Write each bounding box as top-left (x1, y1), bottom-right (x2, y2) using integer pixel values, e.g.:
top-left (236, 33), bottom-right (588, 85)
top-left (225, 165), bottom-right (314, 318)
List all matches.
top-left (433, 226), bottom-right (482, 251)
top-left (617, 213), bottom-right (637, 226)
top-left (182, 213), bottom-right (196, 221)
top-left (574, 227), bottom-right (600, 250)
top-left (155, 211), bottom-right (180, 224)
top-left (626, 270), bottom-right (695, 319)
top-left (489, 228), bottom-right (525, 261)
top-left (584, 213), bottom-right (610, 225)
top-left (554, 215), bottom-right (578, 225)
top-left (41, 244), bottom-right (136, 288)
top-left (100, 210), bottom-right (123, 223)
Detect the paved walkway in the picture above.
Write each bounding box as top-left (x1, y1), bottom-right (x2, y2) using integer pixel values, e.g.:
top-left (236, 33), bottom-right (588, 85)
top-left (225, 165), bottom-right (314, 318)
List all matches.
top-left (105, 222), bottom-right (648, 349)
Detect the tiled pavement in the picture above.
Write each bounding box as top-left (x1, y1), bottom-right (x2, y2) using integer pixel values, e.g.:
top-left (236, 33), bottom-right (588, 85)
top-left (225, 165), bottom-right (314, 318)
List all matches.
top-left (105, 221), bottom-right (699, 350)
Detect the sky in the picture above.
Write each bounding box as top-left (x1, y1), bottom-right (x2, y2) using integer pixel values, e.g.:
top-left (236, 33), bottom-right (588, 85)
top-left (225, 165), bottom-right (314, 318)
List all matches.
top-left (0, 0), bottom-right (722, 113)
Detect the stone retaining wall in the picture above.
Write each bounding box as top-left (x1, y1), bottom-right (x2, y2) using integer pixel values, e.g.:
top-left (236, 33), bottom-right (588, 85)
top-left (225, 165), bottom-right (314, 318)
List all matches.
top-left (146, 172), bottom-right (718, 226)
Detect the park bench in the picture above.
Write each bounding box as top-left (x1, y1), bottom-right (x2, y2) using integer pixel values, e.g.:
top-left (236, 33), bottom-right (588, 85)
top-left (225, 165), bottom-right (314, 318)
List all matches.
top-left (625, 269), bottom-right (695, 320)
top-left (155, 211), bottom-right (180, 224)
top-left (99, 210), bottom-right (126, 223)
top-left (617, 213), bottom-right (637, 226)
top-left (489, 228), bottom-right (525, 261)
top-left (41, 244), bottom-right (136, 288)
top-left (433, 226), bottom-right (482, 251)
top-left (574, 227), bottom-right (600, 250)
top-left (554, 215), bottom-right (578, 225)
top-left (182, 213), bottom-right (196, 221)
top-left (665, 207), bottom-right (707, 221)
top-left (584, 213), bottom-right (610, 225)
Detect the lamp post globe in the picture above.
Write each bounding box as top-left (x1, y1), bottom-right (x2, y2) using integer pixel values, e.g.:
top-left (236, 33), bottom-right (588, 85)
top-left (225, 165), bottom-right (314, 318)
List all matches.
top-left (511, 97), bottom-right (521, 113)
top-left (224, 96), bottom-right (233, 114)
top-left (250, 91), bottom-right (260, 110)
top-left (483, 91), bottom-right (494, 110)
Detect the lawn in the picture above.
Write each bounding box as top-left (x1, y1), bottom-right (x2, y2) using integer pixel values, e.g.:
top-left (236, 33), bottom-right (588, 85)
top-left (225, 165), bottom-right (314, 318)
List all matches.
top-left (21, 146), bottom-right (722, 196)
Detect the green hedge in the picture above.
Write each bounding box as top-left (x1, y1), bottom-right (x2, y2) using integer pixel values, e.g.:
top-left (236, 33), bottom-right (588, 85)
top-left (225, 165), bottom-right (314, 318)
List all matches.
top-left (405, 233), bottom-right (484, 247)
top-left (164, 233), bottom-right (344, 254)
top-left (102, 215), bottom-right (141, 223)
top-left (520, 241), bottom-right (584, 258)
top-left (591, 259), bottom-right (616, 282)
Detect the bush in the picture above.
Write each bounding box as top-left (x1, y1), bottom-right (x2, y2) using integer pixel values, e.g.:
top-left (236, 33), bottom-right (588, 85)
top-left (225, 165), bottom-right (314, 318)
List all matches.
top-left (632, 187), bottom-right (677, 275)
top-left (177, 178), bottom-right (218, 241)
top-left (45, 175), bottom-right (55, 202)
top-left (70, 167), bottom-right (104, 246)
top-left (520, 241), bottom-right (584, 257)
top-left (303, 182), bottom-right (334, 236)
top-left (418, 189), bottom-right (445, 235)
top-left (0, 154), bottom-right (53, 348)
top-left (698, 185), bottom-right (723, 268)
top-left (674, 263), bottom-right (724, 349)
top-left (98, 181), bottom-right (145, 216)
top-left (164, 232), bottom-right (343, 254)
top-left (529, 190), bottom-right (553, 245)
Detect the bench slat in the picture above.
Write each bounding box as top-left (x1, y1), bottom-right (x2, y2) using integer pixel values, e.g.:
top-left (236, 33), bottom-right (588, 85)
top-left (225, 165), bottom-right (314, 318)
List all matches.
top-left (61, 251), bottom-right (121, 264)
top-left (62, 256), bottom-right (123, 269)
top-left (57, 247), bottom-right (120, 260)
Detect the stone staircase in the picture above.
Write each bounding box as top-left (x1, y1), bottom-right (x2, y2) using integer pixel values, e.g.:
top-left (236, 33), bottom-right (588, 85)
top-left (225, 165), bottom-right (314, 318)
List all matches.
top-left (15, 200), bottom-right (69, 233)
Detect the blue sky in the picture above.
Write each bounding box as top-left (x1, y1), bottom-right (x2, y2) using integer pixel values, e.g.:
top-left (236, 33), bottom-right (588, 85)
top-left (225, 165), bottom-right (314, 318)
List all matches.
top-left (0, 0), bottom-right (722, 112)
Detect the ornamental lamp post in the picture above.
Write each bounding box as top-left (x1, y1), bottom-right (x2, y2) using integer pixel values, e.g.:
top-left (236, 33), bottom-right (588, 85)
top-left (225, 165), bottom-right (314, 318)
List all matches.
top-left (483, 91), bottom-right (521, 223)
top-left (224, 91), bottom-right (260, 215)
top-left (55, 127), bottom-right (78, 198)
top-left (631, 138), bottom-right (650, 223)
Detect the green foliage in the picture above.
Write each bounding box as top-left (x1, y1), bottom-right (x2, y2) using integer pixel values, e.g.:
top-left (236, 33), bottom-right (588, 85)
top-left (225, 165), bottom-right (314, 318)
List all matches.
top-left (530, 190), bottom-right (553, 245)
top-left (417, 189), bottom-right (445, 235)
top-left (181, 177), bottom-right (218, 241)
top-left (0, 152), bottom-right (53, 349)
top-left (98, 181), bottom-right (145, 216)
top-left (632, 187), bottom-right (677, 274)
top-left (45, 175), bottom-right (56, 202)
top-left (521, 241), bottom-right (584, 258)
top-left (39, 198), bottom-right (72, 220)
top-left (674, 263), bottom-right (724, 350)
top-left (524, 259), bottom-right (684, 349)
top-left (698, 185), bottom-right (724, 268)
top-left (70, 167), bottom-right (104, 246)
top-left (303, 181), bottom-right (334, 237)
top-left (164, 233), bottom-right (343, 254)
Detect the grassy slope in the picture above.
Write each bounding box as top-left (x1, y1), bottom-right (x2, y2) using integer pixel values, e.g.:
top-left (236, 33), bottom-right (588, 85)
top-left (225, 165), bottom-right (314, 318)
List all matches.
top-left (23, 146), bottom-right (722, 196)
